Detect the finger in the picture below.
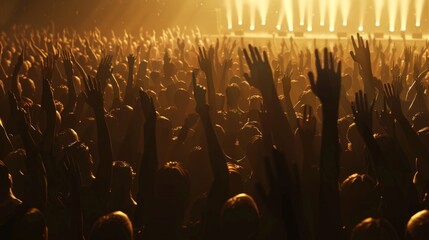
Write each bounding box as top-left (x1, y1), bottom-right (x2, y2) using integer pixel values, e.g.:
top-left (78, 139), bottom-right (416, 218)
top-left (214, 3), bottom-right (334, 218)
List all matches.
top-left (323, 48), bottom-right (329, 70)
top-left (254, 47), bottom-right (262, 62)
top-left (351, 35), bottom-right (358, 51)
top-left (336, 60), bottom-right (342, 75)
top-left (309, 106), bottom-right (313, 120)
top-left (249, 44), bottom-right (257, 63)
top-left (329, 52), bottom-right (334, 70)
top-left (263, 51), bottom-right (269, 63)
top-left (315, 49), bottom-right (321, 71)
top-left (243, 49), bottom-right (252, 67)
top-left (308, 71), bottom-right (316, 91)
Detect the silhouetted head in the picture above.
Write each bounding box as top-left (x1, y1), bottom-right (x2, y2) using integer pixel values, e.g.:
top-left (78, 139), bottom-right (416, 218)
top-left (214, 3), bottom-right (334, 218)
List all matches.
top-left (13, 208), bottom-right (48, 240)
top-left (405, 210), bottom-right (429, 240)
top-left (63, 141), bottom-right (94, 186)
top-left (351, 217), bottom-right (400, 240)
top-left (20, 77), bottom-right (35, 99)
top-left (226, 83), bottom-right (241, 108)
top-left (340, 174), bottom-right (379, 229)
top-left (111, 161), bottom-right (134, 192)
top-left (154, 162), bottom-right (190, 224)
top-left (89, 211), bottom-right (133, 240)
top-left (174, 88), bottom-right (190, 110)
top-left (220, 193), bottom-right (260, 240)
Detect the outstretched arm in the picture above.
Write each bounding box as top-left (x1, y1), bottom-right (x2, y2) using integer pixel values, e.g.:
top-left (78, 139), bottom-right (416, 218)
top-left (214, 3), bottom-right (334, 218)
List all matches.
top-left (82, 75), bottom-right (113, 196)
top-left (308, 48), bottom-right (342, 239)
top-left (124, 54), bottom-right (136, 105)
top-left (10, 50), bottom-right (24, 100)
top-left (243, 45), bottom-right (296, 162)
top-left (134, 89), bottom-right (157, 227)
top-left (193, 72), bottom-right (229, 238)
top-left (9, 92), bottom-right (47, 210)
top-left (61, 50), bottom-right (77, 115)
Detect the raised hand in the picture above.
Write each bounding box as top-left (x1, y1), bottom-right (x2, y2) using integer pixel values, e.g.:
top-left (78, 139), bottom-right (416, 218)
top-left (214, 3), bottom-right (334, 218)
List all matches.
top-left (127, 54), bottom-right (136, 68)
top-left (384, 83), bottom-right (402, 117)
top-left (8, 91), bottom-right (29, 133)
top-left (282, 61), bottom-right (294, 95)
top-left (350, 33), bottom-right (373, 77)
top-left (243, 44), bottom-right (274, 95)
top-left (95, 55), bottom-right (113, 86)
top-left (61, 50), bottom-right (73, 78)
top-left (42, 56), bottom-right (55, 82)
top-left (351, 90), bottom-right (375, 137)
top-left (297, 105), bottom-right (316, 141)
top-left (377, 98), bottom-right (396, 137)
top-left (41, 79), bottom-right (55, 114)
top-left (192, 70), bottom-right (207, 109)
top-left (198, 47), bottom-right (213, 76)
top-left (139, 88), bottom-right (156, 123)
top-left (308, 48), bottom-right (342, 110)
top-left (82, 75), bottom-right (104, 113)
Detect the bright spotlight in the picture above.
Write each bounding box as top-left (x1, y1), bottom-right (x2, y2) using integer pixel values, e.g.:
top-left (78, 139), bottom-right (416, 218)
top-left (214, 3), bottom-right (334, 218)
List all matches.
top-left (257, 0), bottom-right (270, 28)
top-left (400, 0), bottom-right (410, 33)
top-left (415, 0), bottom-right (425, 29)
top-left (328, 0), bottom-right (338, 34)
top-left (340, 0), bottom-right (351, 28)
top-left (283, 0), bottom-right (294, 34)
top-left (250, 25), bottom-right (255, 31)
top-left (307, 25), bottom-right (313, 32)
top-left (235, 0), bottom-right (244, 28)
top-left (388, 0), bottom-right (398, 34)
top-left (374, 0), bottom-right (384, 28)
top-left (358, 26), bottom-right (363, 32)
top-left (319, 0), bottom-right (327, 29)
top-left (276, 24), bottom-right (281, 31)
top-left (298, 0), bottom-right (307, 29)
top-left (225, 0), bottom-right (233, 30)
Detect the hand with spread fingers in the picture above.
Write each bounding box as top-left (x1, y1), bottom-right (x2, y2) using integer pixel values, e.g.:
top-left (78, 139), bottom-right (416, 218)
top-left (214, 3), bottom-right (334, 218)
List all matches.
top-left (308, 48), bottom-right (342, 111)
top-left (351, 90), bottom-right (375, 138)
top-left (139, 88), bottom-right (156, 124)
top-left (82, 75), bottom-right (104, 113)
top-left (243, 44), bottom-right (275, 96)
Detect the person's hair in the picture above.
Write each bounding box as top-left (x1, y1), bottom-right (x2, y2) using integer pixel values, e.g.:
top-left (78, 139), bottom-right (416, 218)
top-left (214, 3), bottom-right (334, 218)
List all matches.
top-left (351, 217), bottom-right (400, 240)
top-left (111, 161), bottom-right (135, 191)
top-left (13, 208), bottom-right (48, 240)
top-left (89, 211), bottom-right (133, 240)
top-left (340, 174), bottom-right (379, 229)
top-left (405, 210), bottom-right (429, 240)
top-left (220, 193), bottom-right (260, 240)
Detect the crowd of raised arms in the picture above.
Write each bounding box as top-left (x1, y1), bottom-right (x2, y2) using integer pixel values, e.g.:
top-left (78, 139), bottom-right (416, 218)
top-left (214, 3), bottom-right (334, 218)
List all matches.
top-left (1, 25), bottom-right (429, 240)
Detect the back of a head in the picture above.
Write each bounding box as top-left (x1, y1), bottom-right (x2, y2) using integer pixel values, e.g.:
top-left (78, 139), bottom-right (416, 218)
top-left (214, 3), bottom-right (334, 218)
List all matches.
top-left (405, 210), bottom-right (429, 240)
top-left (351, 217), bottom-right (400, 240)
top-left (13, 208), bottom-right (48, 240)
top-left (340, 174), bottom-right (379, 228)
top-left (89, 211), bottom-right (133, 240)
top-left (111, 161), bottom-right (134, 191)
top-left (220, 193), bottom-right (260, 240)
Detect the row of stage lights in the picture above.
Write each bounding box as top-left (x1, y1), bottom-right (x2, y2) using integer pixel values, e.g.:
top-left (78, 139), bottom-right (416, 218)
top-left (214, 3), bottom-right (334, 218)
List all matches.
top-left (225, 0), bottom-right (427, 33)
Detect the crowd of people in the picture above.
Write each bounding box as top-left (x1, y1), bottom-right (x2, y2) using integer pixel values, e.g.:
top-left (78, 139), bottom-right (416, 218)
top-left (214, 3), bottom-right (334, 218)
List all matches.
top-left (1, 25), bottom-right (429, 239)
